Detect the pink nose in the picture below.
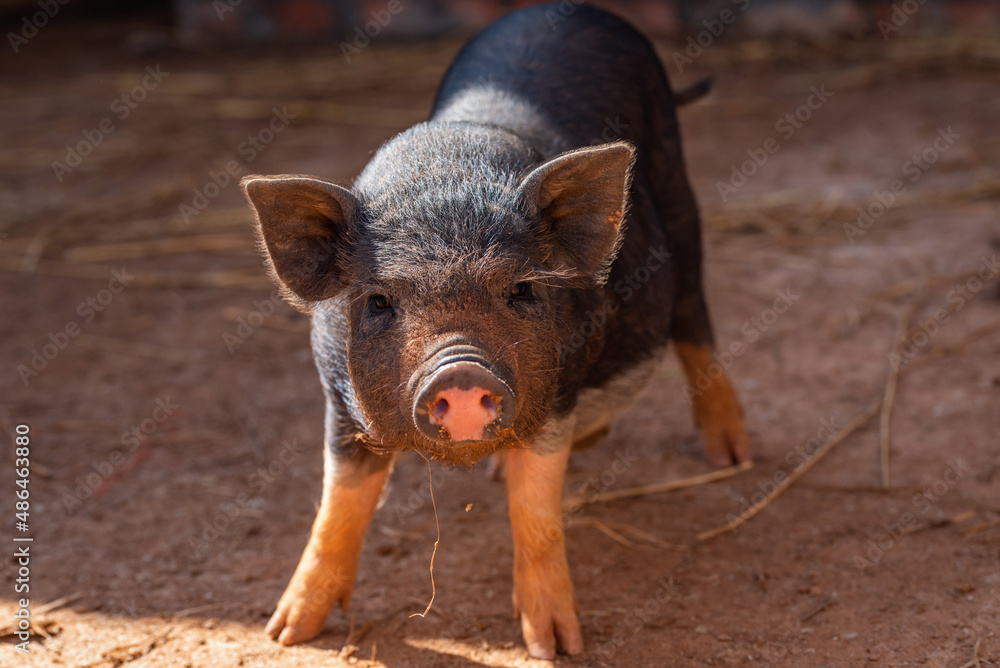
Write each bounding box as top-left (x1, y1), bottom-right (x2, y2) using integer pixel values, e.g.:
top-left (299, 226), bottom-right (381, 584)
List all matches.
top-left (427, 387), bottom-right (501, 442)
top-left (413, 359), bottom-right (514, 443)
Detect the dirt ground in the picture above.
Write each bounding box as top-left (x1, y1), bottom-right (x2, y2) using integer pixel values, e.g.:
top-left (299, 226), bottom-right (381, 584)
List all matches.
top-left (2, 15), bottom-right (999, 668)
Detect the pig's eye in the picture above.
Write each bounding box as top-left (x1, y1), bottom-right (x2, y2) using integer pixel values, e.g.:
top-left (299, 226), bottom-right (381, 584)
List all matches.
top-left (368, 294), bottom-right (392, 313)
top-left (509, 282), bottom-right (532, 302)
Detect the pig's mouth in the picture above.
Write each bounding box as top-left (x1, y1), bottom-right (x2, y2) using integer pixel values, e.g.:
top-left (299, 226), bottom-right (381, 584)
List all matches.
top-left (410, 345), bottom-right (516, 445)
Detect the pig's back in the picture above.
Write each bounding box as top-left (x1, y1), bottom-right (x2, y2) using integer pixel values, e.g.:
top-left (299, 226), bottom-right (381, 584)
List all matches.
top-left (432, 3), bottom-right (700, 412)
top-left (431, 2), bottom-right (680, 159)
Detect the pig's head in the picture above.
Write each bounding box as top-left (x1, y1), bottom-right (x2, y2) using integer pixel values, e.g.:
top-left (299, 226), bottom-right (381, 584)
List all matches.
top-left (241, 124), bottom-right (633, 465)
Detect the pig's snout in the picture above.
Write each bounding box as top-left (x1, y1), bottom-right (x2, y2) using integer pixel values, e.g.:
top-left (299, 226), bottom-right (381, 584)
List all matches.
top-left (413, 354), bottom-right (515, 443)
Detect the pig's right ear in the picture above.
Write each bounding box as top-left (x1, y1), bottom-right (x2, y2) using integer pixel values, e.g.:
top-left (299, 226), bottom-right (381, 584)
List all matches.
top-left (240, 175), bottom-right (359, 311)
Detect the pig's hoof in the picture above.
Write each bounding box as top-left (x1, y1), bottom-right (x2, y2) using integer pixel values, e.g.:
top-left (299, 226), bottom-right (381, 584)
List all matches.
top-left (517, 601), bottom-right (583, 659)
top-left (265, 595), bottom-right (331, 646)
top-left (513, 568), bottom-right (583, 659)
top-left (701, 414), bottom-right (750, 468)
top-left (692, 375), bottom-right (750, 467)
top-left (265, 564), bottom-right (352, 646)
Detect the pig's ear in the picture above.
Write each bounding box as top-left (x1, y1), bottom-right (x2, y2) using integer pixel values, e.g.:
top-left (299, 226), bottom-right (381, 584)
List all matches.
top-left (241, 175), bottom-right (359, 311)
top-left (517, 142), bottom-right (634, 285)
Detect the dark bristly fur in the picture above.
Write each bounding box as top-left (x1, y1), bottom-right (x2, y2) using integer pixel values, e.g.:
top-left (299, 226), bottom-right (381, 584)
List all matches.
top-left (240, 3), bottom-right (749, 658)
top-left (244, 5), bottom-right (711, 460)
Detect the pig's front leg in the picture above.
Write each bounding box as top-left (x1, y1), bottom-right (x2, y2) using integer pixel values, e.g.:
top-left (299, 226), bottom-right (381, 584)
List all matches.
top-left (266, 448), bottom-right (392, 646)
top-left (505, 444), bottom-right (582, 659)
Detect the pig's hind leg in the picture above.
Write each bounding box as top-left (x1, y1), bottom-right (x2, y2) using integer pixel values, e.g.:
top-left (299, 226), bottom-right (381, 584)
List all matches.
top-left (660, 172), bottom-right (750, 466)
top-left (266, 447), bottom-right (393, 645)
top-left (674, 337), bottom-right (750, 467)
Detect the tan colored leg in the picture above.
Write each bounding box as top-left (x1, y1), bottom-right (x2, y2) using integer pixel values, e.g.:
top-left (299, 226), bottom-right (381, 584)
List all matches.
top-left (265, 459), bottom-right (391, 645)
top-left (504, 445), bottom-right (582, 659)
top-left (675, 341), bottom-right (751, 466)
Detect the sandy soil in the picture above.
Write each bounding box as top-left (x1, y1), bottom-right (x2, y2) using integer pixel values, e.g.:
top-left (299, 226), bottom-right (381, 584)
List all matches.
top-left (1, 17), bottom-right (999, 668)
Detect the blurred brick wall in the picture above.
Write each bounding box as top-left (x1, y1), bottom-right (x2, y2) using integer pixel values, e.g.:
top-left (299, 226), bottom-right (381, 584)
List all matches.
top-left (173, 0), bottom-right (999, 46)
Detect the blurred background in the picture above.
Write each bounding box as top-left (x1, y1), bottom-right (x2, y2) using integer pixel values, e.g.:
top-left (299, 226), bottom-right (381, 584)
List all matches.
top-left (2, 0), bottom-right (998, 44)
top-left (1, 1), bottom-right (999, 667)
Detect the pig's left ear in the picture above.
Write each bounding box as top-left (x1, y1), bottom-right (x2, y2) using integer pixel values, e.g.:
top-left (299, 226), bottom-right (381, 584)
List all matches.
top-left (517, 142), bottom-right (635, 285)
top-left (241, 175), bottom-right (360, 312)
